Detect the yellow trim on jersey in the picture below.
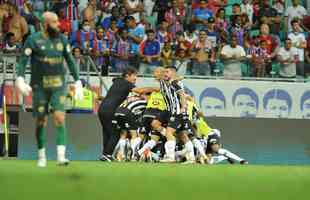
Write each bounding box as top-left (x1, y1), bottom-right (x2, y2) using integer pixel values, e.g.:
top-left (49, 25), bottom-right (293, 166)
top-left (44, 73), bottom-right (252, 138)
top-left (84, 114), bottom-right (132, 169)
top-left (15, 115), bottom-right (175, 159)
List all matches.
top-left (146, 92), bottom-right (167, 111)
top-left (196, 117), bottom-right (213, 138)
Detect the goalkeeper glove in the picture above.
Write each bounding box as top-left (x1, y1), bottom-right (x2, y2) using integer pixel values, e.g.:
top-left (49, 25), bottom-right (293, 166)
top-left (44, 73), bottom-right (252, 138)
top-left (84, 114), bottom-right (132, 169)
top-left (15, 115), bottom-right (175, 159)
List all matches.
top-left (74, 80), bottom-right (84, 101)
top-left (15, 76), bottom-right (32, 96)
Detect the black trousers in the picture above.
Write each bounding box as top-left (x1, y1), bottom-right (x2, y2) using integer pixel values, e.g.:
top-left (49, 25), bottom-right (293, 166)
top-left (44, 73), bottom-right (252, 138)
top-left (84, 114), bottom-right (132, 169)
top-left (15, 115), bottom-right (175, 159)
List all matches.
top-left (98, 107), bottom-right (120, 156)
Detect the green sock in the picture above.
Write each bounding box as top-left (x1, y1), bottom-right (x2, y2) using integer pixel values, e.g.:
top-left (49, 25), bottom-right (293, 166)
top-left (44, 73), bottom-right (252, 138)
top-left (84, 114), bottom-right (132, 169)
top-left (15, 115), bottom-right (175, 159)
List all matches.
top-left (56, 124), bottom-right (67, 146)
top-left (36, 126), bottom-right (46, 149)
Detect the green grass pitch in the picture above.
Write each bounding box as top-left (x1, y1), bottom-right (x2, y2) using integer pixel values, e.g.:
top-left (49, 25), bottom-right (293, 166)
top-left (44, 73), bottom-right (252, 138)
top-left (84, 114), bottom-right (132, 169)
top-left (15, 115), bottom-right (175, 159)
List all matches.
top-left (0, 160), bottom-right (309, 200)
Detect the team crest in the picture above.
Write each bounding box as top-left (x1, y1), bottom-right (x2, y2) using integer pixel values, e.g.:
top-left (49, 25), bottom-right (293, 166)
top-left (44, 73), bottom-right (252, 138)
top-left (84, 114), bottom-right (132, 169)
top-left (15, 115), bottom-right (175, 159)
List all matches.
top-left (24, 48), bottom-right (32, 56)
top-left (38, 106), bottom-right (45, 113)
top-left (56, 43), bottom-right (64, 51)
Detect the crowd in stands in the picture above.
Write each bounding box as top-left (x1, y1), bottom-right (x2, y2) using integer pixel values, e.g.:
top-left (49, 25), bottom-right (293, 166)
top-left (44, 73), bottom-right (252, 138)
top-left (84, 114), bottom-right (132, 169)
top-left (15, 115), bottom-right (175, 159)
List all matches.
top-left (1, 0), bottom-right (310, 79)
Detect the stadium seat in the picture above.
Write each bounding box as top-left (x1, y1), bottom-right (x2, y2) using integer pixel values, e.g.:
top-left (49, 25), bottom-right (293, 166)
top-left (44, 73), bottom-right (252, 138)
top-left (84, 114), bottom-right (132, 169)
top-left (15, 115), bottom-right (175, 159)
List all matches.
top-left (271, 62), bottom-right (280, 77)
top-left (241, 62), bottom-right (251, 77)
top-left (225, 4), bottom-right (233, 17)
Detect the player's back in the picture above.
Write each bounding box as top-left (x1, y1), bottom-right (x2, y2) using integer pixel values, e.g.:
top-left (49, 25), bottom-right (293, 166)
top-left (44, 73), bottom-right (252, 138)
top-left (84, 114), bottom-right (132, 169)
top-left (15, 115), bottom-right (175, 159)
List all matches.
top-left (118, 96), bottom-right (147, 116)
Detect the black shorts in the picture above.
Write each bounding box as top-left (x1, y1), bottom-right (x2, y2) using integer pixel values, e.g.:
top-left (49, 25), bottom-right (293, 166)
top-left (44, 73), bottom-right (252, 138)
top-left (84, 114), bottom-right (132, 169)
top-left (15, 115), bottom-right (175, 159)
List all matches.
top-left (142, 109), bottom-right (169, 129)
top-left (113, 107), bottom-right (139, 131)
top-left (167, 114), bottom-right (193, 134)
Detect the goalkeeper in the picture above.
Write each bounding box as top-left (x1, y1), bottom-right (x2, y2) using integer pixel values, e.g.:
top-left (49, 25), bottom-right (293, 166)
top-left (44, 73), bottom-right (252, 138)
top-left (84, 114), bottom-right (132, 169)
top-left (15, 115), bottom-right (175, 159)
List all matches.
top-left (16, 12), bottom-right (83, 167)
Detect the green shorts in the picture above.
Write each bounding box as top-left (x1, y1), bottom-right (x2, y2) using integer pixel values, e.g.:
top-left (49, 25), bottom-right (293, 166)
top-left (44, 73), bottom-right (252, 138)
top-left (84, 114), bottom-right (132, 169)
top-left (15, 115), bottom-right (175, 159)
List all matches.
top-left (32, 87), bottom-right (67, 117)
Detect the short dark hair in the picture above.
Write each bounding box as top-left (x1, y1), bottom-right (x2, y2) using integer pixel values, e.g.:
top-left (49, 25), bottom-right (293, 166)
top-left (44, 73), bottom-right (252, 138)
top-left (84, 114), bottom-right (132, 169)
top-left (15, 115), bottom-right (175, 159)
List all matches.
top-left (124, 15), bottom-right (135, 22)
top-left (72, 47), bottom-right (81, 52)
top-left (146, 29), bottom-right (155, 34)
top-left (176, 31), bottom-right (184, 37)
top-left (233, 3), bottom-right (240, 7)
top-left (5, 32), bottom-right (14, 40)
top-left (165, 66), bottom-right (177, 71)
top-left (285, 38), bottom-right (292, 43)
top-left (122, 67), bottom-right (137, 78)
top-left (291, 18), bottom-right (300, 26)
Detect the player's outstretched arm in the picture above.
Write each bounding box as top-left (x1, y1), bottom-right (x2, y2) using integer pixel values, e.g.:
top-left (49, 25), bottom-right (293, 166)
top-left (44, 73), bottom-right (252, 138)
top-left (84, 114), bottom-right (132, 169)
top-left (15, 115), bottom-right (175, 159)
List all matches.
top-left (132, 87), bottom-right (159, 95)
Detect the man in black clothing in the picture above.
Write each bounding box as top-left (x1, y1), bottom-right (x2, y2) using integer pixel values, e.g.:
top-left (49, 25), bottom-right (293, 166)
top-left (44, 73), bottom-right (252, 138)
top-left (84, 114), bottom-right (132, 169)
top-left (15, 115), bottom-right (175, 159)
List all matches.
top-left (98, 67), bottom-right (157, 161)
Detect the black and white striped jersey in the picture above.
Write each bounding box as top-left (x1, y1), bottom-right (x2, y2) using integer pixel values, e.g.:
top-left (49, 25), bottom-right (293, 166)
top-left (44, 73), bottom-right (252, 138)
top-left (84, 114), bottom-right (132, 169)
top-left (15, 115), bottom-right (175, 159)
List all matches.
top-left (159, 80), bottom-right (184, 115)
top-left (119, 96), bottom-right (147, 116)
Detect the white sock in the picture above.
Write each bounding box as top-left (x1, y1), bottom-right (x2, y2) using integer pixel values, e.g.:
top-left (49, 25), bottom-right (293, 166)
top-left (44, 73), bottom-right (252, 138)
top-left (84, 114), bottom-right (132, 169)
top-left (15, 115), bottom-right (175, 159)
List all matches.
top-left (131, 137), bottom-right (142, 153)
top-left (164, 140), bottom-right (176, 159)
top-left (210, 155), bottom-right (227, 164)
top-left (138, 139), bottom-right (156, 155)
top-left (184, 141), bottom-right (195, 161)
top-left (218, 148), bottom-right (243, 162)
top-left (57, 145), bottom-right (66, 161)
top-left (192, 138), bottom-right (206, 157)
top-left (38, 148), bottom-right (46, 160)
top-left (118, 139), bottom-right (127, 155)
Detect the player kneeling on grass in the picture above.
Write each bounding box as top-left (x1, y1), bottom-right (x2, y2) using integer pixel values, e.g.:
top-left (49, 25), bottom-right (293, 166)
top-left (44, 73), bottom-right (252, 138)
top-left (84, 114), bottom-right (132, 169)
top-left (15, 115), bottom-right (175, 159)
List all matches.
top-left (16, 12), bottom-right (83, 167)
top-left (205, 130), bottom-right (248, 165)
top-left (112, 94), bottom-right (147, 161)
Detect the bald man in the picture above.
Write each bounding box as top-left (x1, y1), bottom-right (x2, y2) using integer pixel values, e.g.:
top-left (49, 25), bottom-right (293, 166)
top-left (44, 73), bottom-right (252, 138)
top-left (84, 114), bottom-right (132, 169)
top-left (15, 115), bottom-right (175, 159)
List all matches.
top-left (16, 12), bottom-right (83, 167)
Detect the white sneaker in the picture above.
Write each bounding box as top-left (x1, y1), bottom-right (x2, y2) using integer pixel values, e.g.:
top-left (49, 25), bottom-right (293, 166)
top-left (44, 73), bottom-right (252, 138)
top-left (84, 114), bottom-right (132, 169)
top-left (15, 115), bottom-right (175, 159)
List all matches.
top-left (160, 155), bottom-right (176, 163)
top-left (57, 158), bottom-right (70, 166)
top-left (37, 158), bottom-right (47, 167)
top-left (181, 160), bottom-right (196, 165)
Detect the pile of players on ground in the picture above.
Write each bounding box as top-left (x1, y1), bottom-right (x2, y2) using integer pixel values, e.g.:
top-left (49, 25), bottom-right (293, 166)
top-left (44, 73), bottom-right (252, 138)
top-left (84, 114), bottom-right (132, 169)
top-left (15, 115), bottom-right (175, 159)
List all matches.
top-left (111, 67), bottom-right (248, 165)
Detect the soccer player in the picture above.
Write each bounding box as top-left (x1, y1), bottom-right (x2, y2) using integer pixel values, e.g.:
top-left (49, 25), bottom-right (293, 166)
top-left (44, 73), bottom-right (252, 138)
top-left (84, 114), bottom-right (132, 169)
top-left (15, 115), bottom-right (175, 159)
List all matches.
top-left (182, 96), bottom-right (210, 164)
top-left (112, 94), bottom-right (148, 161)
top-left (16, 12), bottom-right (84, 167)
top-left (159, 66), bottom-right (195, 163)
top-left (138, 90), bottom-right (168, 161)
top-left (205, 130), bottom-right (248, 165)
top-left (138, 67), bottom-right (169, 161)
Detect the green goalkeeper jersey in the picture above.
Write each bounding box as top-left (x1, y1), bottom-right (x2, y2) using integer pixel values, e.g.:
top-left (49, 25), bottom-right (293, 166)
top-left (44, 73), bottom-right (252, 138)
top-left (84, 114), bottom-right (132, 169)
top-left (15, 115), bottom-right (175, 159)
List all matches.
top-left (17, 32), bottom-right (79, 89)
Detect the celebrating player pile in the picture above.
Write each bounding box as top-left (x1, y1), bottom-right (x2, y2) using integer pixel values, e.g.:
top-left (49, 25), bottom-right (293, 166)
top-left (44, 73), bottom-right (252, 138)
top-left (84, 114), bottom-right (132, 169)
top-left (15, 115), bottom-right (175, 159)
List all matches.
top-left (112, 67), bottom-right (248, 164)
top-left (16, 12), bottom-right (83, 167)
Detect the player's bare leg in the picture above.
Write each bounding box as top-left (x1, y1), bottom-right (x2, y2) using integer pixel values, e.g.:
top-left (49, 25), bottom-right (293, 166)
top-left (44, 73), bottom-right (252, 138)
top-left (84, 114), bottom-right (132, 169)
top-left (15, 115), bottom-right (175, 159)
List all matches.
top-left (138, 119), bottom-right (162, 159)
top-left (36, 116), bottom-right (48, 167)
top-left (53, 111), bottom-right (69, 166)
